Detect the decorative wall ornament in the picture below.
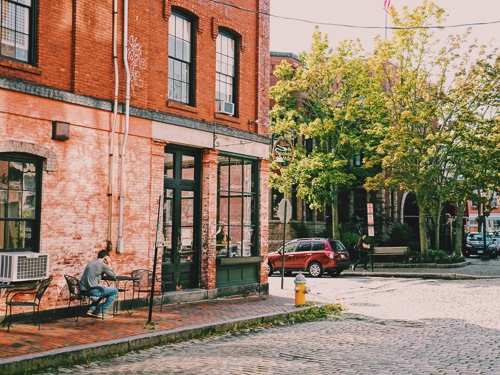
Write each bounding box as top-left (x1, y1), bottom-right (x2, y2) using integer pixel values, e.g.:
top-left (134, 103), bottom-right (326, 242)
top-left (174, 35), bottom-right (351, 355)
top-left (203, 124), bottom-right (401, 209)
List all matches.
top-left (128, 35), bottom-right (147, 96)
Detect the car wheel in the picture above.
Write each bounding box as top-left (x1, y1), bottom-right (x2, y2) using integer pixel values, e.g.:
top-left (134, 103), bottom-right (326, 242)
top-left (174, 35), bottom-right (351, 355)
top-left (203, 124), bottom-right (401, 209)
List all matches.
top-left (307, 262), bottom-right (323, 278)
top-left (267, 264), bottom-right (274, 277)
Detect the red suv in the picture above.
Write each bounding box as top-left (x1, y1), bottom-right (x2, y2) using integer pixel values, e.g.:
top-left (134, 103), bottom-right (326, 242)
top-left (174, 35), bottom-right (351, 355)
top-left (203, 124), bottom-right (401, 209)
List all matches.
top-left (267, 238), bottom-right (350, 277)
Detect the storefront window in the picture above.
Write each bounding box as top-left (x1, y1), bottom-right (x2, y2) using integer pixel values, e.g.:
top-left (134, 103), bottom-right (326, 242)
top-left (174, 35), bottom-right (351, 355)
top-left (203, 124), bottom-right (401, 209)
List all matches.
top-left (217, 155), bottom-right (257, 257)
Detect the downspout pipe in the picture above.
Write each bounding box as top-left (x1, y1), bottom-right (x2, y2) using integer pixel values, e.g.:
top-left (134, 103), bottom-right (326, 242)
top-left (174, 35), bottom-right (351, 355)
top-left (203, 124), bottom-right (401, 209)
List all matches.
top-left (117, 0), bottom-right (130, 254)
top-left (108, 0), bottom-right (119, 252)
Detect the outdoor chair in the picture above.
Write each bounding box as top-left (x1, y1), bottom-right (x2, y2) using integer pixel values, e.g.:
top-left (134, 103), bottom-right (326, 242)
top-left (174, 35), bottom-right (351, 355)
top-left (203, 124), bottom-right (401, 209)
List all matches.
top-left (130, 269), bottom-right (162, 311)
top-left (64, 274), bottom-right (105, 321)
top-left (5, 278), bottom-right (52, 332)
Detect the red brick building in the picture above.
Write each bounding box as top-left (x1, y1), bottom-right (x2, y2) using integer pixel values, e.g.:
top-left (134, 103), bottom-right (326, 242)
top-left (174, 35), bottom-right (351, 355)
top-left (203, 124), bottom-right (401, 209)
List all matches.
top-left (0, 0), bottom-right (271, 314)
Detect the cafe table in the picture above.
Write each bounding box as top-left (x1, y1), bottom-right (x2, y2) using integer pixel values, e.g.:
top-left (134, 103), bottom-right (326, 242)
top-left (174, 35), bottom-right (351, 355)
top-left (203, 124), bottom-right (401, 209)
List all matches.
top-left (102, 275), bottom-right (139, 314)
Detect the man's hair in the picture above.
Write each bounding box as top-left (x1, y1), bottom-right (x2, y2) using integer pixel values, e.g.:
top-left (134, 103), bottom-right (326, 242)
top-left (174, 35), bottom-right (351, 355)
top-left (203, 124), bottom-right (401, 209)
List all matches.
top-left (97, 250), bottom-right (109, 259)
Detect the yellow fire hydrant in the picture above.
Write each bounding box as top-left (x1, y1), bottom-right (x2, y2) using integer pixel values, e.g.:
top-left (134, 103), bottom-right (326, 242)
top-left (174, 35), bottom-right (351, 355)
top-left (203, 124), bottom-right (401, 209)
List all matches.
top-left (294, 272), bottom-right (309, 306)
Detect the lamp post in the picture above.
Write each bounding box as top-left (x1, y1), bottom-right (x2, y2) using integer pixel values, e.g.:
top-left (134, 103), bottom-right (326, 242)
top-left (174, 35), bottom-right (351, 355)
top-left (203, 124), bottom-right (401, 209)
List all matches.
top-left (477, 195), bottom-right (491, 261)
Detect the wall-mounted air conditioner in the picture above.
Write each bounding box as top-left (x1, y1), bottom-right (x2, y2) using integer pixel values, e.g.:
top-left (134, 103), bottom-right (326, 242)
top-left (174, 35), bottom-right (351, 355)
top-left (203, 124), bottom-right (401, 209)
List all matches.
top-left (215, 101), bottom-right (235, 116)
top-left (0, 252), bottom-right (49, 282)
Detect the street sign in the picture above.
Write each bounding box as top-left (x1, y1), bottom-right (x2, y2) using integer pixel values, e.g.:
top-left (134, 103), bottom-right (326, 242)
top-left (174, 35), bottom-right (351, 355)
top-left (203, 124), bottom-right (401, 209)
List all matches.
top-left (277, 198), bottom-right (292, 224)
top-left (272, 137), bottom-right (294, 169)
top-left (367, 203), bottom-right (374, 225)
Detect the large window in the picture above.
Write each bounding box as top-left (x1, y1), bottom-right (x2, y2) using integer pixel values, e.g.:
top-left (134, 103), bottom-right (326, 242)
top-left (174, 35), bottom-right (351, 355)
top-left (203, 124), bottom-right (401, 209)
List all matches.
top-left (0, 154), bottom-right (41, 252)
top-left (0, 0), bottom-right (36, 63)
top-left (217, 155), bottom-right (257, 258)
top-left (216, 31), bottom-right (237, 107)
top-left (168, 11), bottom-right (193, 104)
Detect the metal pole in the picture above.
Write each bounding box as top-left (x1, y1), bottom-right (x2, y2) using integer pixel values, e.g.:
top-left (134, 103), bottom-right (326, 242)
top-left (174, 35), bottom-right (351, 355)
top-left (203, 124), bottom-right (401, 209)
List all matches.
top-left (281, 200), bottom-right (287, 289)
top-left (147, 195), bottom-right (162, 323)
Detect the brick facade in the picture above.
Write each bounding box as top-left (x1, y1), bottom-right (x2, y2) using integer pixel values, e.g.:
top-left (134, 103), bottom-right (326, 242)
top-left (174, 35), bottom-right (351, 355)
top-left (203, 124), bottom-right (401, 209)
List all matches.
top-left (0, 0), bottom-right (270, 313)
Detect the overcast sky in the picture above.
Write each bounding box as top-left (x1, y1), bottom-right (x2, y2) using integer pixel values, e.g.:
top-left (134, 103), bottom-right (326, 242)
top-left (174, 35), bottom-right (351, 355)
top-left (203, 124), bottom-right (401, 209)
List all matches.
top-left (270, 0), bottom-right (500, 55)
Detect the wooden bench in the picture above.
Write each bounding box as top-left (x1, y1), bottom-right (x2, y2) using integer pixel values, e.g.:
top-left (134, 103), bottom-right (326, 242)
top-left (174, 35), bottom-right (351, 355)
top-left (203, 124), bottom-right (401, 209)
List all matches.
top-left (370, 246), bottom-right (409, 271)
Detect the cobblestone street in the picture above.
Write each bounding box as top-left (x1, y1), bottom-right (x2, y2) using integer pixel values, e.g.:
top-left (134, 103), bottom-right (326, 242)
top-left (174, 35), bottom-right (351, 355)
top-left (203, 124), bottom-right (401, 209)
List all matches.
top-left (40, 259), bottom-right (500, 375)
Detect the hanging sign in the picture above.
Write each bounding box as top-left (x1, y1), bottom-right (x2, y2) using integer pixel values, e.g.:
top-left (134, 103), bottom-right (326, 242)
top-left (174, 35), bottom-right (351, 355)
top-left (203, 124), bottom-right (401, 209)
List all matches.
top-left (272, 137), bottom-right (294, 169)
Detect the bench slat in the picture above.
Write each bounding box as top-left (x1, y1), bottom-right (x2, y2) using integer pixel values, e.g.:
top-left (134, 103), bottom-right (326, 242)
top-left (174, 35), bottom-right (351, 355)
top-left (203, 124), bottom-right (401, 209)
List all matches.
top-left (373, 247), bottom-right (408, 255)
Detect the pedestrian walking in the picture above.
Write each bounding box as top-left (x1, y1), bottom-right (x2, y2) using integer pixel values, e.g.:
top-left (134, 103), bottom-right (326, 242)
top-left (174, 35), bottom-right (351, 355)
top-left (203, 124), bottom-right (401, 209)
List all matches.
top-left (351, 233), bottom-right (371, 271)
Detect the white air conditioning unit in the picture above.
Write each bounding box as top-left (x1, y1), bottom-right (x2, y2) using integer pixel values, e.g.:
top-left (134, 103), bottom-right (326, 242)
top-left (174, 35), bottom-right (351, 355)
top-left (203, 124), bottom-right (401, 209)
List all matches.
top-left (215, 101), bottom-right (234, 116)
top-left (0, 252), bottom-right (49, 282)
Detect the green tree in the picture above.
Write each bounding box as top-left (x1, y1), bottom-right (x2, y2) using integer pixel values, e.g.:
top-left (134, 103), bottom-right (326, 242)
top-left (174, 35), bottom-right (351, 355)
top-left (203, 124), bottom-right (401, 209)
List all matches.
top-left (269, 30), bottom-right (388, 238)
top-left (364, 0), bottom-right (500, 255)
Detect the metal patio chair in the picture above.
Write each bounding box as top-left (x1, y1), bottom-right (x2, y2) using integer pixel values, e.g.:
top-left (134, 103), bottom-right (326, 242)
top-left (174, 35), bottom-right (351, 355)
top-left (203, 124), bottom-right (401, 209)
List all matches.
top-left (130, 269), bottom-right (162, 311)
top-left (64, 274), bottom-right (105, 321)
top-left (5, 278), bottom-right (52, 332)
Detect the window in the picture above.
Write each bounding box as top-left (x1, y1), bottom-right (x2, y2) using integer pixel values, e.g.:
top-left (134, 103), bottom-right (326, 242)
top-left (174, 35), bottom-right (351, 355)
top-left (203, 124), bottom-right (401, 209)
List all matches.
top-left (216, 31), bottom-right (237, 107)
top-left (0, 154), bottom-right (41, 252)
top-left (168, 11), bottom-right (193, 104)
top-left (0, 0), bottom-right (35, 63)
top-left (217, 155), bottom-right (257, 257)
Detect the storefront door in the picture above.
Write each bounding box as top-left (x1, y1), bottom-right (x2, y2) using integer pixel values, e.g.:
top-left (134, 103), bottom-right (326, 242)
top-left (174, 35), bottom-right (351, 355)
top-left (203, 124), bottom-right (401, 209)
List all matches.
top-left (161, 147), bottom-right (200, 292)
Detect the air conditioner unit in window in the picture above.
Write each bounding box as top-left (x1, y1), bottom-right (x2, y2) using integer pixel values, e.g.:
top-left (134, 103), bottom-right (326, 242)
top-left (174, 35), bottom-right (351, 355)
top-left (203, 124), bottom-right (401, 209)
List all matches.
top-left (215, 101), bottom-right (234, 116)
top-left (0, 252), bottom-right (49, 282)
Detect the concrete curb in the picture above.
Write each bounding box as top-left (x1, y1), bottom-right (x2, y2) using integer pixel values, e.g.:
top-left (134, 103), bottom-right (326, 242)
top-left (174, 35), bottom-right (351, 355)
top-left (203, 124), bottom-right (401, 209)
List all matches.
top-left (345, 272), bottom-right (499, 280)
top-left (0, 305), bottom-right (322, 375)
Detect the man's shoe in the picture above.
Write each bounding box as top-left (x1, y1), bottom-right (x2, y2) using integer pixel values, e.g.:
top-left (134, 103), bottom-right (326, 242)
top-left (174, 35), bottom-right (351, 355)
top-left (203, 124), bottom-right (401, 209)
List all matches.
top-left (100, 313), bottom-right (114, 319)
top-left (363, 268), bottom-right (369, 271)
top-left (87, 309), bottom-right (96, 317)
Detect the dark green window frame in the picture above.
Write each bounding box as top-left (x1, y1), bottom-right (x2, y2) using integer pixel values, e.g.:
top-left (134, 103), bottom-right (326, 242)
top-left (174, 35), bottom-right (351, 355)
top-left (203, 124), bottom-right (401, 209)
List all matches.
top-left (0, 0), bottom-right (37, 64)
top-left (0, 153), bottom-right (42, 252)
top-left (217, 154), bottom-right (258, 258)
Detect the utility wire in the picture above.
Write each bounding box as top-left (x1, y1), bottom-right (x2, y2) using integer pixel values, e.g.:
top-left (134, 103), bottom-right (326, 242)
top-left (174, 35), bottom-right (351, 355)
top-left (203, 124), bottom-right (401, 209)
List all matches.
top-left (210, 0), bottom-right (500, 31)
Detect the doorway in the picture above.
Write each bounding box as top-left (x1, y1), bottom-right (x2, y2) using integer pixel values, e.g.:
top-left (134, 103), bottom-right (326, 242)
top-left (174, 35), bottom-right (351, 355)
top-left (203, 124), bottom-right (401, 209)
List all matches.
top-left (162, 147), bottom-right (201, 292)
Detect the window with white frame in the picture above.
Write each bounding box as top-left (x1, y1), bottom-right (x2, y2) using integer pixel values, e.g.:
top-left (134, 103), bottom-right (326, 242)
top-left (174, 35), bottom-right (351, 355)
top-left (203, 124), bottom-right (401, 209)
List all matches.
top-left (0, 0), bottom-right (35, 63)
top-left (216, 31), bottom-right (237, 108)
top-left (168, 11), bottom-right (193, 104)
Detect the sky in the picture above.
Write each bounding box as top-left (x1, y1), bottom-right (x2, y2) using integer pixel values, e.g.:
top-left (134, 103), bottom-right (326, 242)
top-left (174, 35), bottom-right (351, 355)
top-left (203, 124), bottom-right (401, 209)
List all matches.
top-left (270, 0), bottom-right (500, 56)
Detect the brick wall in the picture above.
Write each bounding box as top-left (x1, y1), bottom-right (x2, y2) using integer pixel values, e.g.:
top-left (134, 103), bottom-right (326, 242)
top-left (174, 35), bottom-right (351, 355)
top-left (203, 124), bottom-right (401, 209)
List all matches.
top-left (0, 0), bottom-right (270, 311)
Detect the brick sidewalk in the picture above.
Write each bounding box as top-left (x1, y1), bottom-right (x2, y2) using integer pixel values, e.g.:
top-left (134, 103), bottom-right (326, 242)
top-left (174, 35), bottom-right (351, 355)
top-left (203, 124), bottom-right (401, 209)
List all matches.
top-left (0, 294), bottom-right (304, 374)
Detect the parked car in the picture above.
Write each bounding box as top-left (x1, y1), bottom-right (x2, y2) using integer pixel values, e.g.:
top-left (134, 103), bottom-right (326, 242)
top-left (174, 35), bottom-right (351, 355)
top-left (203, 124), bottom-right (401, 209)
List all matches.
top-left (463, 232), bottom-right (497, 258)
top-left (267, 238), bottom-right (350, 278)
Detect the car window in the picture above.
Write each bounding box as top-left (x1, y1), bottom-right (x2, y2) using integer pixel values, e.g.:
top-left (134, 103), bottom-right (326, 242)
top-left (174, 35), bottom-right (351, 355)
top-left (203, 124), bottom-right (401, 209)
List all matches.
top-left (297, 242), bottom-right (312, 252)
top-left (312, 242), bottom-right (325, 251)
top-left (329, 240), bottom-right (344, 251)
top-left (283, 243), bottom-right (297, 253)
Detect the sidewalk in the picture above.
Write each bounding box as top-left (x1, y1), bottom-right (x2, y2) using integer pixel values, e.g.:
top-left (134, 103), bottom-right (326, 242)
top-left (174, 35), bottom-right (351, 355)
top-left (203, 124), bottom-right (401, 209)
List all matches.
top-left (0, 261), bottom-right (498, 375)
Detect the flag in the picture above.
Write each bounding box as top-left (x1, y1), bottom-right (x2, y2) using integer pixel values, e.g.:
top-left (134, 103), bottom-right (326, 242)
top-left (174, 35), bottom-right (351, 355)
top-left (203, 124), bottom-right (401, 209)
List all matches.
top-left (383, 0), bottom-right (391, 13)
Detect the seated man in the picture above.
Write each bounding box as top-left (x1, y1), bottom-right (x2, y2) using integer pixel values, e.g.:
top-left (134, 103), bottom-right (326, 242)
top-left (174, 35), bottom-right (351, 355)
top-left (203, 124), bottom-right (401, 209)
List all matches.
top-left (79, 249), bottom-right (118, 319)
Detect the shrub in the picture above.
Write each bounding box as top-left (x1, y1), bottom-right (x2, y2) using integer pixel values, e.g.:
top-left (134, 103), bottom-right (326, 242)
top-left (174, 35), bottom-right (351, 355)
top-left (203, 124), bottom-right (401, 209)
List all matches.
top-left (388, 222), bottom-right (413, 246)
top-left (408, 249), bottom-right (465, 264)
top-left (290, 221), bottom-right (310, 238)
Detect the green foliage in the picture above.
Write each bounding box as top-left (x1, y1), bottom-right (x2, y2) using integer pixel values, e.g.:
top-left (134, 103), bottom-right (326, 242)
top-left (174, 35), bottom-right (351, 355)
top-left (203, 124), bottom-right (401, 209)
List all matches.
top-left (388, 222), bottom-right (413, 246)
top-left (364, 1), bottom-right (500, 255)
top-left (269, 30), bottom-right (386, 237)
top-left (340, 230), bottom-right (361, 252)
top-left (408, 249), bottom-right (465, 264)
top-left (290, 221), bottom-right (311, 238)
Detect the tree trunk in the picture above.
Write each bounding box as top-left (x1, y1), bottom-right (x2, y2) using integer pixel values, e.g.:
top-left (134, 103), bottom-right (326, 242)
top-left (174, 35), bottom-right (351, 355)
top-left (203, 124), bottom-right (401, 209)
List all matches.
top-left (454, 201), bottom-right (466, 257)
top-left (419, 210), bottom-right (429, 256)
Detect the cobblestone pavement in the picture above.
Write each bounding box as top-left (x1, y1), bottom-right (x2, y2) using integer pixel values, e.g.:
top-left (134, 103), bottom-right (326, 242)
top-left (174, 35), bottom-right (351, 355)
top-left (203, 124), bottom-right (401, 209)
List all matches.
top-left (39, 260), bottom-right (500, 375)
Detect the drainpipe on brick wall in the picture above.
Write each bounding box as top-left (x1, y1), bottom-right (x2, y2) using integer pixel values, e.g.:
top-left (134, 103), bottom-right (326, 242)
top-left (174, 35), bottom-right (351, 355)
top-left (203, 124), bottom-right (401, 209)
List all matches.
top-left (117, 0), bottom-right (130, 254)
top-left (108, 0), bottom-right (119, 252)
